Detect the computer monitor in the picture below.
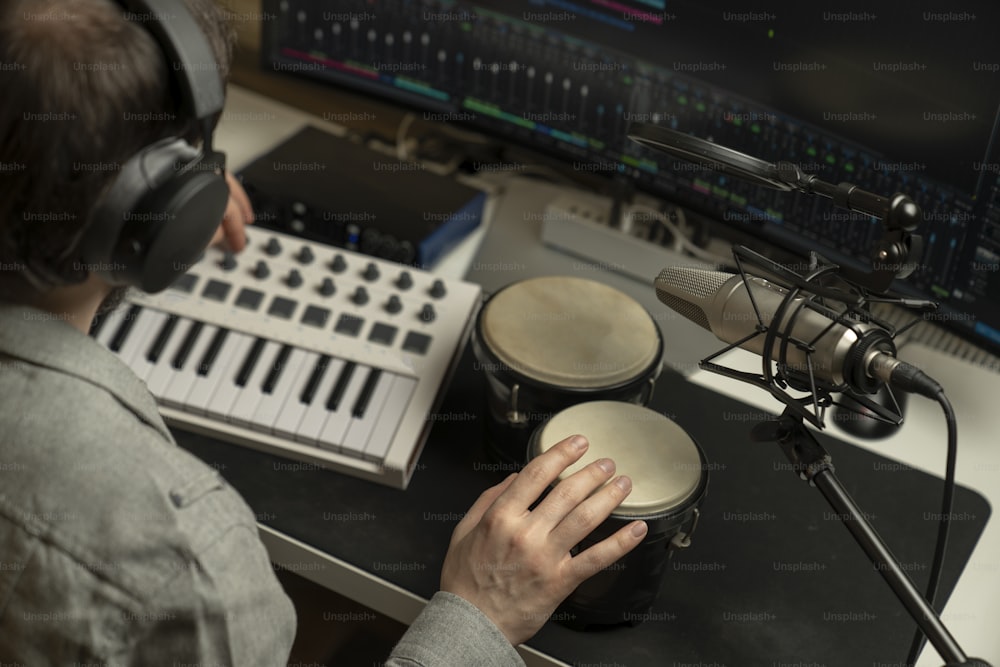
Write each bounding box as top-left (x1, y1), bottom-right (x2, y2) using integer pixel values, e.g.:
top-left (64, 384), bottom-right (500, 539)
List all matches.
top-left (261, 0), bottom-right (1000, 355)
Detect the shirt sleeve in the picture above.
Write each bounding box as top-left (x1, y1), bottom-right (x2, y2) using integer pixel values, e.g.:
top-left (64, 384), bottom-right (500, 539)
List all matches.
top-left (386, 591), bottom-right (526, 667)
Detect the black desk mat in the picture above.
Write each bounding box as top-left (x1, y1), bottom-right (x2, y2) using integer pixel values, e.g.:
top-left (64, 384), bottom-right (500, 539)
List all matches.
top-left (175, 344), bottom-right (990, 667)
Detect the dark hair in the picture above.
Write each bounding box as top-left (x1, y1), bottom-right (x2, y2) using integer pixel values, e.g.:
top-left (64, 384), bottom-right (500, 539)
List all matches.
top-left (0, 0), bottom-right (234, 293)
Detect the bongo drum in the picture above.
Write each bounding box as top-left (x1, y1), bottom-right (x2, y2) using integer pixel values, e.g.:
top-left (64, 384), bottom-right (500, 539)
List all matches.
top-left (471, 276), bottom-right (663, 464)
top-left (529, 400), bottom-right (708, 628)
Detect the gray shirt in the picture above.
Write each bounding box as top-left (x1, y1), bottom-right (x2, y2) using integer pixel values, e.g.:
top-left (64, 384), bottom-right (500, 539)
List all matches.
top-left (0, 303), bottom-right (524, 666)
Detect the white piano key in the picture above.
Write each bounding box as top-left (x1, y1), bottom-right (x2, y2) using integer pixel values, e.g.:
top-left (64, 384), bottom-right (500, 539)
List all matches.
top-left (315, 364), bottom-right (369, 452)
top-left (252, 347), bottom-right (311, 433)
top-left (205, 335), bottom-right (262, 422)
top-left (341, 371), bottom-right (395, 460)
top-left (189, 331), bottom-right (252, 417)
top-left (118, 309), bottom-right (168, 382)
top-left (363, 376), bottom-right (417, 463)
top-left (93, 307), bottom-right (131, 348)
top-left (271, 351), bottom-right (323, 440)
top-left (294, 357), bottom-right (346, 445)
top-left (145, 318), bottom-right (195, 397)
top-left (160, 322), bottom-right (218, 409)
top-left (227, 340), bottom-right (282, 427)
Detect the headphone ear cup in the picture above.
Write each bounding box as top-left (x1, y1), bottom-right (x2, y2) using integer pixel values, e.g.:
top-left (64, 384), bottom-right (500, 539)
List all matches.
top-left (116, 163), bottom-right (228, 292)
top-left (84, 138), bottom-right (228, 292)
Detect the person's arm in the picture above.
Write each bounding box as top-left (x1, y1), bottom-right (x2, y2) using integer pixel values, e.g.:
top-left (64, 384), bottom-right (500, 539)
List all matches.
top-left (386, 591), bottom-right (525, 667)
top-left (386, 435), bottom-right (649, 665)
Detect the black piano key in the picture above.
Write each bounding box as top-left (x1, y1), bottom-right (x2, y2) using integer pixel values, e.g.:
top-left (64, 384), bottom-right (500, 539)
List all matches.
top-left (299, 354), bottom-right (331, 405)
top-left (171, 321), bottom-right (205, 370)
top-left (325, 361), bottom-right (357, 411)
top-left (146, 314), bottom-right (179, 363)
top-left (197, 328), bottom-right (229, 376)
top-left (88, 312), bottom-right (108, 338)
top-left (109, 305), bottom-right (143, 352)
top-left (234, 337), bottom-right (266, 388)
top-left (261, 344), bottom-right (293, 394)
top-left (352, 368), bottom-right (383, 418)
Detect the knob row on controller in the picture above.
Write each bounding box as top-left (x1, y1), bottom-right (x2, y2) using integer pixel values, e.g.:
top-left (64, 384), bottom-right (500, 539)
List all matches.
top-left (220, 237), bottom-right (446, 298)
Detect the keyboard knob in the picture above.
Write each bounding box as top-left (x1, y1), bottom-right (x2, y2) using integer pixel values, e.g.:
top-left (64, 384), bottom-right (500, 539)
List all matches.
top-left (352, 286), bottom-right (369, 305)
top-left (360, 228), bottom-right (381, 254)
top-left (319, 277), bottom-right (336, 297)
top-left (362, 262), bottom-right (380, 282)
top-left (395, 271), bottom-right (413, 290)
top-left (330, 254), bottom-right (347, 273)
top-left (265, 237), bottom-right (282, 256)
top-left (297, 246), bottom-right (314, 265)
top-left (253, 260), bottom-right (270, 280)
top-left (429, 279), bottom-right (447, 299)
top-left (419, 303), bottom-right (436, 322)
top-left (286, 269), bottom-right (303, 288)
top-left (385, 295), bottom-right (403, 314)
top-left (398, 240), bottom-right (416, 264)
top-left (220, 252), bottom-right (237, 271)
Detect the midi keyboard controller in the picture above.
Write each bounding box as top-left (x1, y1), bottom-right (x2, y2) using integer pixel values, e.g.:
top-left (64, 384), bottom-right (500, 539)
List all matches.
top-left (90, 229), bottom-right (482, 488)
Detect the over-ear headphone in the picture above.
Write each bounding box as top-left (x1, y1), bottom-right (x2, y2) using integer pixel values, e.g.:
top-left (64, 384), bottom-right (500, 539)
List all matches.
top-left (77, 0), bottom-right (229, 293)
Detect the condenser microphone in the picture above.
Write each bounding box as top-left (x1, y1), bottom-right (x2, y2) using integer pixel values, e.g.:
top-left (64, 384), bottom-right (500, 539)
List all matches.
top-left (654, 266), bottom-right (942, 398)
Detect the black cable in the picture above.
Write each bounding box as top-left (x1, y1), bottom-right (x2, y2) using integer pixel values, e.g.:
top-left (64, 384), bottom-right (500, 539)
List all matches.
top-left (905, 389), bottom-right (958, 666)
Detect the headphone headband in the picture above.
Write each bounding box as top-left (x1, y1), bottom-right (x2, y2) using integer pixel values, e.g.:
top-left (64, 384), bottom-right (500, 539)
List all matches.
top-left (116, 0), bottom-right (226, 140)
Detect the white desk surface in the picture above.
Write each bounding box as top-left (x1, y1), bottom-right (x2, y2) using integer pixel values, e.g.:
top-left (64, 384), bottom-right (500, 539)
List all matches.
top-left (216, 85), bottom-right (1000, 667)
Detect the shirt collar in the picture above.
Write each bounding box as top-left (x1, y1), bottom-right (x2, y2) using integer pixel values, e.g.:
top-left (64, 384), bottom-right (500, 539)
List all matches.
top-left (0, 302), bottom-right (174, 443)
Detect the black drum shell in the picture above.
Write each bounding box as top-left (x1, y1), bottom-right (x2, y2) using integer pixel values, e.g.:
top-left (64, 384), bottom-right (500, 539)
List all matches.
top-left (527, 414), bottom-right (710, 629)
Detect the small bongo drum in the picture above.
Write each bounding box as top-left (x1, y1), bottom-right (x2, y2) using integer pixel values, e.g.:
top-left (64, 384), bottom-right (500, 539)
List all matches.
top-left (529, 401), bottom-right (708, 628)
top-left (471, 276), bottom-right (663, 464)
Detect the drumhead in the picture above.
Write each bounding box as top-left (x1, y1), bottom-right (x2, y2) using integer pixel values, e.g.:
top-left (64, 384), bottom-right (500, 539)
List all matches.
top-left (531, 401), bottom-right (703, 516)
top-left (480, 276), bottom-right (660, 388)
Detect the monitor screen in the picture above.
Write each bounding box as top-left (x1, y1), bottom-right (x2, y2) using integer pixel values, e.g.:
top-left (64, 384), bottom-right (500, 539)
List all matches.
top-left (261, 0), bottom-right (1000, 354)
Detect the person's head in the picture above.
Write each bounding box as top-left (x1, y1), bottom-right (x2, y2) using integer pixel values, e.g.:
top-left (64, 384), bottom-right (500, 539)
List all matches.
top-left (0, 0), bottom-right (234, 305)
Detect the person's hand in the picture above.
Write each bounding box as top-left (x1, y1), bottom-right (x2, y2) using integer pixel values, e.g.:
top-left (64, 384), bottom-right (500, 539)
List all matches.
top-left (440, 435), bottom-right (648, 646)
top-left (210, 171), bottom-right (254, 252)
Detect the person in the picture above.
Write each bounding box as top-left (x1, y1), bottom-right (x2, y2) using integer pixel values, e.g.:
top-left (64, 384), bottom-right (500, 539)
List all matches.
top-left (0, 1), bottom-right (648, 665)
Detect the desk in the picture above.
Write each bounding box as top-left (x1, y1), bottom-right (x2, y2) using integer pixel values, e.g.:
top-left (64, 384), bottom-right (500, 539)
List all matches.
top-left (207, 85), bottom-right (1000, 666)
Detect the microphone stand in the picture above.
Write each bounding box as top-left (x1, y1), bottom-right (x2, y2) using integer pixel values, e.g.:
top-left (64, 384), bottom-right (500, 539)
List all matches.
top-left (626, 123), bottom-right (991, 665)
top-left (750, 409), bottom-right (991, 667)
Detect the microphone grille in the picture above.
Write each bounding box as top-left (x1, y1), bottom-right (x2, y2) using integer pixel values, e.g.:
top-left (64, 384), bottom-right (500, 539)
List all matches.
top-left (657, 266), bottom-right (733, 298)
top-left (654, 266), bottom-right (735, 331)
top-left (656, 292), bottom-right (711, 330)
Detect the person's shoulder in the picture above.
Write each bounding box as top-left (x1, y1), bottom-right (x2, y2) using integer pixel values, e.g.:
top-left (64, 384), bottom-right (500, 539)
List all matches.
top-left (0, 358), bottom-right (256, 599)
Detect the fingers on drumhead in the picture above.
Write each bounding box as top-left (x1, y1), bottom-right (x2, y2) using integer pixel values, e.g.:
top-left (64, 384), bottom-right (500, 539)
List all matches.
top-left (569, 520), bottom-right (648, 583)
top-left (500, 436), bottom-right (587, 506)
top-left (549, 473), bottom-right (632, 545)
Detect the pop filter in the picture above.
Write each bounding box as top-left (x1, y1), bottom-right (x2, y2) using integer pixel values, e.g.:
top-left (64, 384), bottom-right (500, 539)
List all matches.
top-left (627, 122), bottom-right (794, 191)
